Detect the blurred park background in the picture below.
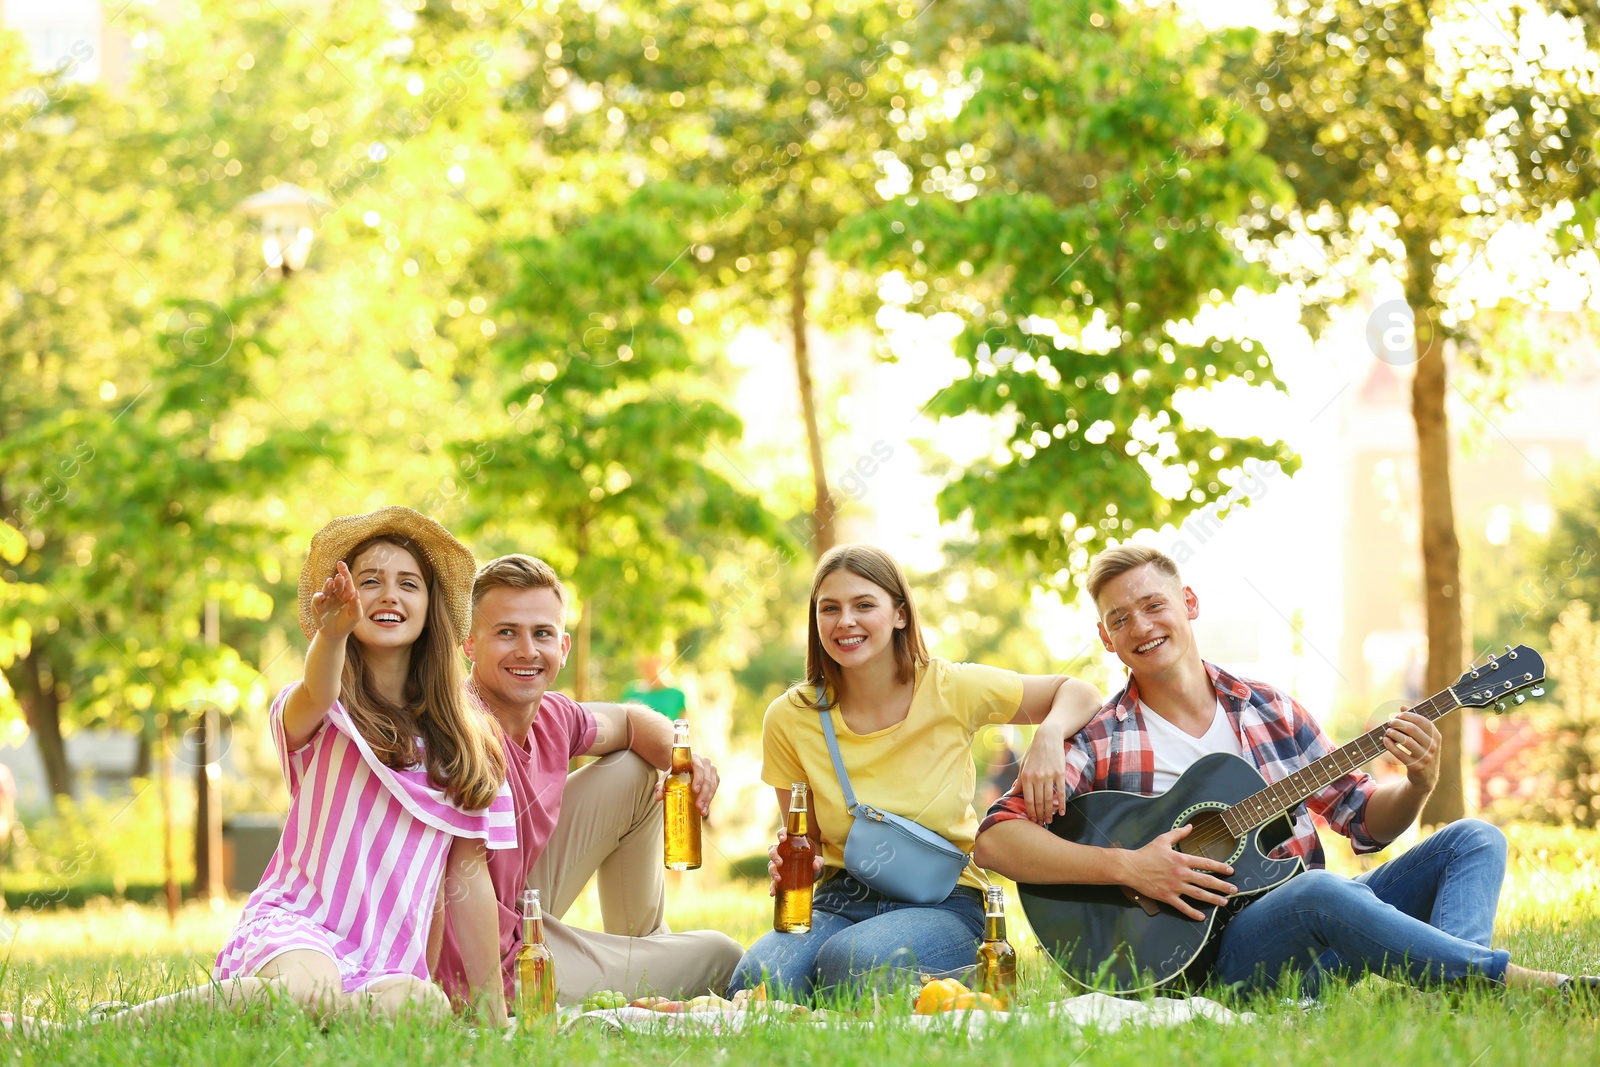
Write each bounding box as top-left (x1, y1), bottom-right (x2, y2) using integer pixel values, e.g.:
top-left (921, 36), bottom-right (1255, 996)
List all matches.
top-left (1, 0), bottom-right (1599, 932)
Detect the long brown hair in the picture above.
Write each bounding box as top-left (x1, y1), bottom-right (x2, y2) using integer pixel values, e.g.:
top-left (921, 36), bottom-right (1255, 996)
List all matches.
top-left (339, 535), bottom-right (506, 810)
top-left (794, 544), bottom-right (929, 709)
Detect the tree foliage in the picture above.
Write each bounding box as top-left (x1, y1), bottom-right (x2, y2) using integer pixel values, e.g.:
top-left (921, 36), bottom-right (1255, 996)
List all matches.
top-left (0, 1), bottom-right (791, 798)
top-left (1475, 463), bottom-right (1600, 651)
top-left (835, 0), bottom-right (1299, 593)
top-left (1507, 603), bottom-right (1600, 827)
top-left (1236, 0), bottom-right (1600, 823)
top-left (516, 0), bottom-right (944, 554)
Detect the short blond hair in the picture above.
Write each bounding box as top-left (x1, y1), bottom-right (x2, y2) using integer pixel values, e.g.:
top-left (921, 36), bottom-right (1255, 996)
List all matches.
top-left (1086, 545), bottom-right (1182, 605)
top-left (472, 553), bottom-right (566, 611)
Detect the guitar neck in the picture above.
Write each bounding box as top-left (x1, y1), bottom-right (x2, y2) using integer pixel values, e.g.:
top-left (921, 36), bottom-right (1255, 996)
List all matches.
top-left (1221, 688), bottom-right (1462, 838)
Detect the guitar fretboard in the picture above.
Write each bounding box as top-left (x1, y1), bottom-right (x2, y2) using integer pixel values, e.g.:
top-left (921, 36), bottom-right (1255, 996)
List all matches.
top-left (1219, 689), bottom-right (1461, 838)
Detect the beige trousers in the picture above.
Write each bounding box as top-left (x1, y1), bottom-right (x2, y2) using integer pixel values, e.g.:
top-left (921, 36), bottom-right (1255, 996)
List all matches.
top-left (528, 750), bottom-right (743, 1004)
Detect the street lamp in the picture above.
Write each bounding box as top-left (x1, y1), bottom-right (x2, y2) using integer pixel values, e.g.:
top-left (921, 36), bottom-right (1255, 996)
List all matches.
top-left (237, 183), bottom-right (325, 276)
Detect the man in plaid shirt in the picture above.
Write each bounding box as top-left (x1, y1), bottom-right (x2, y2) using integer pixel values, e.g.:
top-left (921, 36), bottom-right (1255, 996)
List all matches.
top-left (976, 544), bottom-right (1595, 997)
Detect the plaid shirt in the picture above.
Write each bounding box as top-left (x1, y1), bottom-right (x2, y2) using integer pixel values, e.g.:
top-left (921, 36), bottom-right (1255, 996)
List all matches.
top-left (980, 662), bottom-right (1383, 868)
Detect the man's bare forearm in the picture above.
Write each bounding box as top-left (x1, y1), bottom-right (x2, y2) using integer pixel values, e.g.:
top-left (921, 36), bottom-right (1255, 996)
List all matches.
top-left (1360, 777), bottom-right (1430, 845)
top-left (975, 818), bottom-right (1131, 885)
top-left (583, 701), bottom-right (672, 766)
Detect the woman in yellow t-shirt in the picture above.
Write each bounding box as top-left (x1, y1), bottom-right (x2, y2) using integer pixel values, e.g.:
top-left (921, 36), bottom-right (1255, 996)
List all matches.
top-left (726, 545), bottom-right (1103, 1000)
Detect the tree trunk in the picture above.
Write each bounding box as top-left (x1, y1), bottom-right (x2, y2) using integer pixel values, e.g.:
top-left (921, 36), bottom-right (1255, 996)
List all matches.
top-left (20, 645), bottom-right (72, 802)
top-left (790, 245), bottom-right (835, 557)
top-left (575, 605), bottom-right (592, 703)
top-left (133, 728), bottom-right (151, 778)
top-left (194, 601), bottom-right (223, 901)
top-left (160, 713), bottom-right (179, 923)
top-left (572, 523), bottom-right (591, 702)
top-left (193, 707), bottom-right (224, 901)
top-left (1407, 245), bottom-right (1467, 826)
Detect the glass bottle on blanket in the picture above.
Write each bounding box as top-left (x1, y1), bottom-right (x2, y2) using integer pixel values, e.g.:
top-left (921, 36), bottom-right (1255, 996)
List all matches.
top-left (515, 888), bottom-right (557, 1024)
top-left (774, 782), bottom-right (816, 933)
top-left (975, 885), bottom-right (1017, 1007)
top-left (663, 719), bottom-right (702, 870)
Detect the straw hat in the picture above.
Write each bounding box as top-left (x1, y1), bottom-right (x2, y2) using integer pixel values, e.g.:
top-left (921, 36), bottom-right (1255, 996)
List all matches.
top-left (297, 506), bottom-right (477, 644)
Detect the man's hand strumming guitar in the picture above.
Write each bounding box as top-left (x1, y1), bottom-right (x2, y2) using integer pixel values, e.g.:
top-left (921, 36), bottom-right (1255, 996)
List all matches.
top-left (1117, 824), bottom-right (1238, 922)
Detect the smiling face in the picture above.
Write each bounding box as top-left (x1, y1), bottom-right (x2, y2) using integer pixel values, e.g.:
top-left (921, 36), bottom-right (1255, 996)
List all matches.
top-left (465, 585), bottom-right (570, 715)
top-left (348, 541), bottom-right (429, 651)
top-left (1094, 562), bottom-right (1201, 680)
top-left (814, 568), bottom-right (906, 672)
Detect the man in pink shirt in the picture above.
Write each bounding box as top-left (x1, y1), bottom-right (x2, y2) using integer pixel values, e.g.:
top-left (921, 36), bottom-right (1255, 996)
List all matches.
top-left (433, 554), bottom-right (741, 1007)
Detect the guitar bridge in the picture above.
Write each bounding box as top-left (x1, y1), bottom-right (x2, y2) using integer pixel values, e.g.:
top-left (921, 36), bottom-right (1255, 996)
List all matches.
top-left (1119, 884), bottom-right (1161, 916)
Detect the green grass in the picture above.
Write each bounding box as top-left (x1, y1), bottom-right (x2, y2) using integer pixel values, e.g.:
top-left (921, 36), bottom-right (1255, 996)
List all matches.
top-left (4, 825), bottom-right (1599, 1065)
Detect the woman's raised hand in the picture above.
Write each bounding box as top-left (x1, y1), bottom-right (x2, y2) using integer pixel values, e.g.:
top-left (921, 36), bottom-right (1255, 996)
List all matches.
top-left (311, 560), bottom-right (364, 639)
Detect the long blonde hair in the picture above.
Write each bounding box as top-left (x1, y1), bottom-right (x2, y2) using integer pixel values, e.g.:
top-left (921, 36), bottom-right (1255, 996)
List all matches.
top-left (794, 544), bottom-right (929, 709)
top-left (339, 535), bottom-right (506, 810)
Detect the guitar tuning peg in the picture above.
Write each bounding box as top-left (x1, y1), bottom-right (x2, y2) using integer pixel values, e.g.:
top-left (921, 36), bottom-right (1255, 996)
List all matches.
top-left (1513, 693), bottom-right (1526, 705)
top-left (1532, 686), bottom-right (1545, 698)
top-left (1494, 700), bottom-right (1507, 712)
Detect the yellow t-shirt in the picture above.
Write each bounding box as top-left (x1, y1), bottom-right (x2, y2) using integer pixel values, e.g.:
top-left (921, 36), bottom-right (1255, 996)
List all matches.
top-left (760, 658), bottom-right (1024, 893)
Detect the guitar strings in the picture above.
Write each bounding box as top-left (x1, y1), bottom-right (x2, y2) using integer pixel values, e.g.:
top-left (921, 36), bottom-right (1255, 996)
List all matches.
top-left (1177, 687), bottom-right (1469, 856)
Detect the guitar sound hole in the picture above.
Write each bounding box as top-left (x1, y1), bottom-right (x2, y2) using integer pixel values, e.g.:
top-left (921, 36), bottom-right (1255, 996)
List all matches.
top-left (1176, 811), bottom-right (1238, 863)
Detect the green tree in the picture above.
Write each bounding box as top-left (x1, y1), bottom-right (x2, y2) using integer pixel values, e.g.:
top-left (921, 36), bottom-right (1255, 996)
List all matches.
top-left (836, 0), bottom-right (1297, 592)
top-left (528, 0), bottom-right (940, 556)
top-left (0, 0), bottom-right (523, 804)
top-left (0, 29), bottom-right (155, 798)
top-left (1510, 603), bottom-right (1600, 826)
top-left (1238, 0), bottom-right (1600, 823)
top-left (1470, 463), bottom-right (1600, 651)
top-left (457, 184), bottom-right (791, 698)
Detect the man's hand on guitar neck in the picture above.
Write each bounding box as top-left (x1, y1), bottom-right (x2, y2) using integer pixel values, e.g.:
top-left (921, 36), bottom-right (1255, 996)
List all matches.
top-left (1116, 824), bottom-right (1238, 922)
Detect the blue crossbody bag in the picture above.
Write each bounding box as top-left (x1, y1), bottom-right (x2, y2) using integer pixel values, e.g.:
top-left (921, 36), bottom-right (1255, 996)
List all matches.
top-left (816, 686), bottom-right (969, 905)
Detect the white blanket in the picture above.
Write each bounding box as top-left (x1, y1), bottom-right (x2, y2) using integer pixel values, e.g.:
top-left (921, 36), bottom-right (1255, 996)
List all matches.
top-left (558, 992), bottom-right (1254, 1036)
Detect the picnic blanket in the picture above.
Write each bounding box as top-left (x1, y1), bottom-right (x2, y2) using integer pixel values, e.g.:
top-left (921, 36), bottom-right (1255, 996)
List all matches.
top-left (559, 992), bottom-right (1254, 1036)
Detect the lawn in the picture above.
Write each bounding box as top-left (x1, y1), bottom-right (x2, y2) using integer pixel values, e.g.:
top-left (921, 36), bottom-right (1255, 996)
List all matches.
top-left (3, 824), bottom-right (1598, 1066)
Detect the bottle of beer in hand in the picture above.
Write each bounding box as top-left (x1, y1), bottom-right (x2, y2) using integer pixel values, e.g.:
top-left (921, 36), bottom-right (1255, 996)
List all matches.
top-left (774, 782), bottom-right (815, 933)
top-left (975, 885), bottom-right (1017, 1007)
top-left (515, 888), bottom-right (557, 1026)
top-left (663, 719), bottom-right (702, 871)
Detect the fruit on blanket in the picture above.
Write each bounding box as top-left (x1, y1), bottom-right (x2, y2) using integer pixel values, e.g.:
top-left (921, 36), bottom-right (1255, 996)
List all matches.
top-left (913, 978), bottom-right (969, 1014)
top-left (581, 991), bottom-right (628, 1011)
top-left (685, 994), bottom-right (734, 1011)
top-left (951, 991), bottom-right (1004, 1012)
top-left (629, 996), bottom-right (674, 1010)
top-left (913, 978), bottom-right (1004, 1014)
top-left (729, 984), bottom-right (768, 1007)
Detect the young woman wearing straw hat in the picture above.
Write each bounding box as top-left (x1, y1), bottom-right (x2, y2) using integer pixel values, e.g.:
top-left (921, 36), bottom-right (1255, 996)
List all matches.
top-left (5, 508), bottom-right (516, 1034)
top-left (214, 505), bottom-right (515, 1023)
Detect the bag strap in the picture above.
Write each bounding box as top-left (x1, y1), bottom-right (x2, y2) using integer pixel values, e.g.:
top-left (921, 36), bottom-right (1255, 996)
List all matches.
top-left (815, 685), bottom-right (861, 815)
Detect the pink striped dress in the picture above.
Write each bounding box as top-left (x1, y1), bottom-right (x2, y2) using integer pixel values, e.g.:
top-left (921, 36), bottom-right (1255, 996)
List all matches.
top-left (214, 686), bottom-right (516, 993)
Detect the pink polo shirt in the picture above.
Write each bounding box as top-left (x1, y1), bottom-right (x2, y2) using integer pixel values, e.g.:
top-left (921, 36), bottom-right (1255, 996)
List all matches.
top-left (436, 691), bottom-right (596, 1006)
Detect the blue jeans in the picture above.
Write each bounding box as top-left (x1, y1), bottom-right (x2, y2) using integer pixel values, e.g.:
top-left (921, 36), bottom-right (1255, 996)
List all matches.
top-left (726, 871), bottom-right (984, 1001)
top-left (1212, 819), bottom-right (1512, 995)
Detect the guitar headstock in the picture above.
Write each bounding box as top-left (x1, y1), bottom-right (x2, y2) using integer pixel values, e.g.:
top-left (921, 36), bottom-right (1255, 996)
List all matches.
top-left (1451, 644), bottom-right (1545, 712)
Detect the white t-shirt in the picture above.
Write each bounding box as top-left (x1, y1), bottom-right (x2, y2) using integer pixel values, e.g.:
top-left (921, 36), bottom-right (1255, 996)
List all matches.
top-left (1140, 700), bottom-right (1245, 793)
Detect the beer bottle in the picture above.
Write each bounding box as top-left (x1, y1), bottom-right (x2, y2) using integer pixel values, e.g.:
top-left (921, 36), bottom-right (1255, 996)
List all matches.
top-left (773, 782), bottom-right (815, 933)
top-left (663, 719), bottom-right (702, 870)
top-left (974, 884), bottom-right (1017, 1007)
top-left (515, 888), bottom-right (557, 1026)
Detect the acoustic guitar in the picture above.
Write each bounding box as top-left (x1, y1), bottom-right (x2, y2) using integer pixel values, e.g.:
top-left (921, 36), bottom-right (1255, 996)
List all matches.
top-left (1017, 645), bottom-right (1546, 994)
